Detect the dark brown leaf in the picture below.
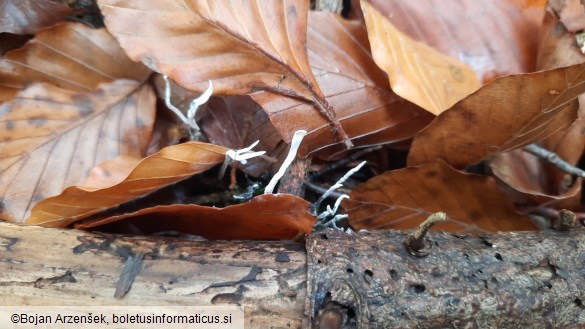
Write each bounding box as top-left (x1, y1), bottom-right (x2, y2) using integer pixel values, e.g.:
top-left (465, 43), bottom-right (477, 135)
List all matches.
top-left (198, 95), bottom-right (288, 177)
top-left (488, 7), bottom-right (585, 210)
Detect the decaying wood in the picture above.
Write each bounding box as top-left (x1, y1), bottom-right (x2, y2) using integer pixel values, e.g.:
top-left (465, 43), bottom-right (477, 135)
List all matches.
top-left (306, 229), bottom-right (585, 328)
top-left (0, 221), bottom-right (307, 328)
top-left (278, 157), bottom-right (311, 197)
top-left (1, 221), bottom-right (585, 328)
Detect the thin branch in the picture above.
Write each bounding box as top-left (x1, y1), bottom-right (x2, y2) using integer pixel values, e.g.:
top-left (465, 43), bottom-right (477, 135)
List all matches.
top-left (523, 144), bottom-right (585, 177)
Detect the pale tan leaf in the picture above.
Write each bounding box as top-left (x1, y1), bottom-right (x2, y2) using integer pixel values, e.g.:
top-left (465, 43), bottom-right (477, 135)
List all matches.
top-left (364, 0), bottom-right (546, 82)
top-left (0, 80), bottom-right (155, 223)
top-left (360, 0), bottom-right (480, 115)
top-left (0, 22), bottom-right (151, 101)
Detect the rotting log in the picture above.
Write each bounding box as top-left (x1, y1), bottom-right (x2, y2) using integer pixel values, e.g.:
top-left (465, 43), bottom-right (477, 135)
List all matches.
top-left (0, 221), bottom-right (307, 328)
top-left (1, 221), bottom-right (585, 328)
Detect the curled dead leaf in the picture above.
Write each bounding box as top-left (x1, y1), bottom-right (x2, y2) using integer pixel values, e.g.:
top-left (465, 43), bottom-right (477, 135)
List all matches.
top-left (25, 142), bottom-right (228, 227)
top-left (490, 149), bottom-right (581, 209)
top-left (75, 194), bottom-right (315, 240)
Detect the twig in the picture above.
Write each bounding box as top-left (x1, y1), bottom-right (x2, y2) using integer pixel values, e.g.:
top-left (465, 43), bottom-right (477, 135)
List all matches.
top-left (523, 144), bottom-right (585, 177)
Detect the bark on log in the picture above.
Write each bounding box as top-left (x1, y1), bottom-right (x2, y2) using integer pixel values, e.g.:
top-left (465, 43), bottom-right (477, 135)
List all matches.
top-left (1, 221), bottom-right (585, 328)
top-left (306, 230), bottom-right (585, 328)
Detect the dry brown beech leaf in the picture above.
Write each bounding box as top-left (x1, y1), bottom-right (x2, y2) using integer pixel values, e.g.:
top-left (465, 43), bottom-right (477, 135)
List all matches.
top-left (0, 22), bottom-right (151, 101)
top-left (530, 8), bottom-right (585, 170)
top-left (365, 0), bottom-right (546, 83)
top-left (407, 62), bottom-right (585, 168)
top-left (360, 1), bottom-right (480, 115)
top-left (82, 155), bottom-right (142, 190)
top-left (346, 159), bottom-right (536, 233)
top-left (490, 150), bottom-right (581, 209)
top-left (0, 0), bottom-right (72, 34)
top-left (252, 11), bottom-right (433, 159)
top-left (488, 8), bottom-right (585, 210)
top-left (0, 80), bottom-right (156, 223)
top-left (98, 0), bottom-right (351, 147)
top-left (75, 194), bottom-right (315, 240)
top-left (25, 142), bottom-right (228, 227)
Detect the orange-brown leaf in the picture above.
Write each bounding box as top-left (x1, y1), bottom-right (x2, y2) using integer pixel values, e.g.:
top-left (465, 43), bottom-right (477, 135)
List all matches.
top-left (0, 80), bottom-right (155, 223)
top-left (252, 11), bottom-right (433, 159)
top-left (346, 160), bottom-right (536, 233)
top-left (365, 0), bottom-right (545, 82)
top-left (98, 0), bottom-right (349, 145)
top-left (408, 62), bottom-right (585, 168)
top-left (360, 1), bottom-right (480, 115)
top-left (75, 194), bottom-right (315, 240)
top-left (0, 22), bottom-right (151, 101)
top-left (83, 155), bottom-right (142, 190)
top-left (25, 142), bottom-right (228, 227)
top-left (0, 0), bottom-right (72, 34)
